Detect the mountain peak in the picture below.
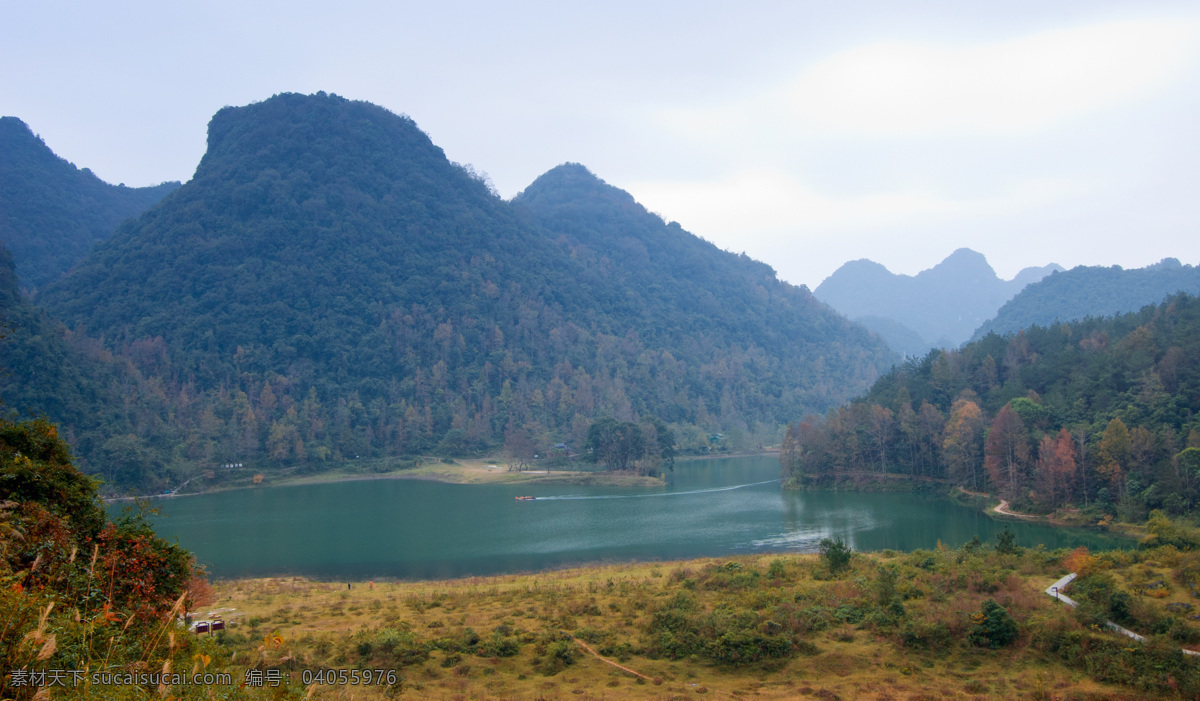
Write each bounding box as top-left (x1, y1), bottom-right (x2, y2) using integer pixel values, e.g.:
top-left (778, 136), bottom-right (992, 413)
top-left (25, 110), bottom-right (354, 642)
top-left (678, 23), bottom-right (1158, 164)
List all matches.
top-left (1, 116), bottom-right (179, 290)
top-left (1, 116), bottom-right (37, 144)
top-left (195, 92), bottom-right (448, 186)
top-left (515, 162), bottom-right (636, 211)
top-left (815, 248), bottom-right (1059, 354)
top-left (922, 248), bottom-right (995, 282)
top-left (33, 94), bottom-right (892, 481)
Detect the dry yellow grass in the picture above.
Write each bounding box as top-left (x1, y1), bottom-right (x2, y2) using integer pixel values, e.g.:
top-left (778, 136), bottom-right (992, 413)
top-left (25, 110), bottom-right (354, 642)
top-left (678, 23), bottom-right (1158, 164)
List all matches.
top-left (273, 458), bottom-right (666, 488)
top-left (206, 553), bottom-right (1157, 700)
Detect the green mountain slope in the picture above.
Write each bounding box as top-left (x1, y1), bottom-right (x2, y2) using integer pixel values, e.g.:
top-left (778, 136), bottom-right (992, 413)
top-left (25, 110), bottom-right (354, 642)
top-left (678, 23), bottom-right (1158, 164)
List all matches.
top-left (32, 92), bottom-right (893, 484)
top-left (0, 117), bottom-right (179, 290)
top-left (814, 248), bottom-right (1061, 354)
top-left (0, 244), bottom-right (178, 490)
top-left (784, 292), bottom-right (1200, 520)
top-left (970, 259), bottom-right (1200, 341)
top-left (514, 163), bottom-right (889, 424)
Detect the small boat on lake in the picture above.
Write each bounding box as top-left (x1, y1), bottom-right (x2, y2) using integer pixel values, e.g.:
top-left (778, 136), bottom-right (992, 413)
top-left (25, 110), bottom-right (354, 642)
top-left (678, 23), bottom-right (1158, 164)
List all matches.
top-left (515, 496), bottom-right (536, 501)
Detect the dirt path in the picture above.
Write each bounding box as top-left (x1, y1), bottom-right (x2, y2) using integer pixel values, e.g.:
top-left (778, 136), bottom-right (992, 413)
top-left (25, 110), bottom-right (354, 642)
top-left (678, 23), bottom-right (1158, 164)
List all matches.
top-left (993, 498), bottom-right (1039, 520)
top-left (570, 636), bottom-right (655, 681)
top-left (570, 635), bottom-right (740, 697)
top-left (957, 488), bottom-right (1041, 520)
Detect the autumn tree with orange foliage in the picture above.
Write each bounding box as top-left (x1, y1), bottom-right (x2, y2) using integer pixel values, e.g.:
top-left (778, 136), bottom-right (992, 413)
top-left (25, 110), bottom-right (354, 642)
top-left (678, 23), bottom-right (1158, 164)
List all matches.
top-left (1062, 546), bottom-right (1098, 576)
top-left (0, 415), bottom-right (237, 700)
top-left (985, 405), bottom-right (1030, 500)
top-left (1035, 429), bottom-right (1078, 510)
top-left (943, 398), bottom-right (985, 490)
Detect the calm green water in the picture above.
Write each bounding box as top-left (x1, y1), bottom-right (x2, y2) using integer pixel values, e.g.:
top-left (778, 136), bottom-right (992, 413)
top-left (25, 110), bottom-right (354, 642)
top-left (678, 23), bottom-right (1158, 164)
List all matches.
top-left (139, 456), bottom-right (1124, 580)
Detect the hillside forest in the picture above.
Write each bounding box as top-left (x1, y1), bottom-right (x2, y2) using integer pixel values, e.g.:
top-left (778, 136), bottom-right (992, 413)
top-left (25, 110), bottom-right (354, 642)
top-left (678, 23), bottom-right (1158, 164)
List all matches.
top-left (0, 117), bottom-right (179, 292)
top-left (971, 258), bottom-right (1200, 341)
top-left (782, 293), bottom-right (1200, 523)
top-left (2, 94), bottom-right (893, 495)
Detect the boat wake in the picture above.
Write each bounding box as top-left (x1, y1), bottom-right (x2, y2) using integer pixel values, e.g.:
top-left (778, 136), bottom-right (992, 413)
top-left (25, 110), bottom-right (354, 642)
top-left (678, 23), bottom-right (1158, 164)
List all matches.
top-left (533, 479), bottom-right (779, 501)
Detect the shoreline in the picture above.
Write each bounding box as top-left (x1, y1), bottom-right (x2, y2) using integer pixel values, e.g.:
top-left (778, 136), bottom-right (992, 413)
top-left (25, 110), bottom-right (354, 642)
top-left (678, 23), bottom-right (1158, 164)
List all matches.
top-left (784, 480), bottom-right (1133, 535)
top-left (103, 450), bottom-right (777, 503)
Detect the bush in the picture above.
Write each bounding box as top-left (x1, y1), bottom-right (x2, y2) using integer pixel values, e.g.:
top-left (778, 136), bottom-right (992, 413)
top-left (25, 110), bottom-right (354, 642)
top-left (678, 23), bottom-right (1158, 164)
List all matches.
top-left (995, 526), bottom-right (1022, 556)
top-left (534, 633), bottom-right (580, 675)
top-left (819, 537), bottom-right (852, 574)
top-left (476, 634), bottom-right (520, 657)
top-left (969, 599), bottom-right (1018, 649)
top-left (900, 621), bottom-right (952, 650)
top-left (363, 628), bottom-right (431, 667)
top-left (708, 630), bottom-right (792, 665)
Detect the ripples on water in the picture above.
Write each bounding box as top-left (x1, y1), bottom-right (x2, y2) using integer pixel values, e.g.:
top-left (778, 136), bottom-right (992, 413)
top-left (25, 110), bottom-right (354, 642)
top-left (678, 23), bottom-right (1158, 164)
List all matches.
top-left (140, 456), bottom-right (1126, 580)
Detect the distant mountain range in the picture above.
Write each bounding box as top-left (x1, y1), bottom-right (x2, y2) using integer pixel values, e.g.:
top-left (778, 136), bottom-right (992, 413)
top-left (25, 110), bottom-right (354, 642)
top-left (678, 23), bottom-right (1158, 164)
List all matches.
top-left (971, 258), bottom-right (1200, 341)
top-left (0, 117), bottom-right (179, 291)
top-left (5, 92), bottom-right (895, 491)
top-left (814, 248), bottom-right (1062, 355)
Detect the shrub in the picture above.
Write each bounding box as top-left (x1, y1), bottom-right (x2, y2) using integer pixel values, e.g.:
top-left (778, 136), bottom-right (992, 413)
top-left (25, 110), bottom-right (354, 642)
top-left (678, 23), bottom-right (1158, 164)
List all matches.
top-left (476, 634), bottom-right (520, 657)
top-left (819, 537), bottom-right (852, 574)
top-left (968, 599), bottom-right (1018, 649)
top-left (708, 630), bottom-right (792, 665)
top-left (900, 621), bottom-right (952, 650)
top-left (535, 634), bottom-right (580, 675)
top-left (995, 526), bottom-right (1022, 556)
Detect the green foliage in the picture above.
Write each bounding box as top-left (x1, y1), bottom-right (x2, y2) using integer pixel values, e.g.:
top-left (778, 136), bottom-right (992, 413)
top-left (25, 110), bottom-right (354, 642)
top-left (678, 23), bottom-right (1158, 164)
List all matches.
top-left (1142, 509), bottom-right (1200, 550)
top-left (974, 259), bottom-right (1200, 341)
top-left (585, 417), bottom-right (645, 471)
top-left (1034, 624), bottom-right (1200, 697)
top-left (533, 631), bottom-right (580, 675)
top-left (0, 246), bottom-right (177, 492)
top-left (0, 416), bottom-right (300, 700)
top-left (873, 565), bottom-right (900, 608)
top-left (644, 597), bottom-right (795, 667)
top-left (784, 291), bottom-right (1200, 519)
top-left (0, 417), bottom-right (106, 539)
top-left (968, 599), bottom-right (1018, 649)
top-left (899, 620), bottom-right (951, 650)
top-left (819, 537), bottom-right (853, 574)
top-left (995, 526), bottom-right (1022, 556)
top-left (15, 93), bottom-right (894, 494)
top-left (476, 633), bottom-right (520, 658)
top-left (361, 627), bottom-right (430, 667)
top-left (0, 117), bottom-right (179, 291)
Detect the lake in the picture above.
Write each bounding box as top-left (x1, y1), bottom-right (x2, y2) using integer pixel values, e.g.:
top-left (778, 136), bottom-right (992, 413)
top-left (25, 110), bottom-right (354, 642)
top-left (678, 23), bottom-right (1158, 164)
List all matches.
top-left (140, 455), bottom-right (1125, 580)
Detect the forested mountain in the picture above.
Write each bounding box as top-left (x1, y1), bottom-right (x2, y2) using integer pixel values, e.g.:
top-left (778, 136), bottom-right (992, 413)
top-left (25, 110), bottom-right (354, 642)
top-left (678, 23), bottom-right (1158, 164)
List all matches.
top-left (514, 163), bottom-right (873, 420)
top-left (783, 293), bottom-right (1200, 521)
top-left (28, 92), bottom-right (893, 491)
top-left (0, 244), bottom-right (177, 488)
top-left (0, 117), bottom-right (179, 290)
top-left (970, 258), bottom-right (1200, 341)
top-left (814, 248), bottom-right (1060, 355)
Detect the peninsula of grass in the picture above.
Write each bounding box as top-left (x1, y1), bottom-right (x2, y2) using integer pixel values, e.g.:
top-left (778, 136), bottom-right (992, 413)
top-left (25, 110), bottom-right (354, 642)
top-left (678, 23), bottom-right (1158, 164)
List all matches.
top-left (275, 457), bottom-right (667, 488)
top-left (206, 541), bottom-right (1200, 700)
top-left (106, 457), bottom-right (670, 501)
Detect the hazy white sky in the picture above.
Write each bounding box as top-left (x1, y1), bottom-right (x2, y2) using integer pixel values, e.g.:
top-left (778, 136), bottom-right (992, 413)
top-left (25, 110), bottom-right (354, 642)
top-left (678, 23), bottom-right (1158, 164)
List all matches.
top-left (3, 1), bottom-right (1198, 288)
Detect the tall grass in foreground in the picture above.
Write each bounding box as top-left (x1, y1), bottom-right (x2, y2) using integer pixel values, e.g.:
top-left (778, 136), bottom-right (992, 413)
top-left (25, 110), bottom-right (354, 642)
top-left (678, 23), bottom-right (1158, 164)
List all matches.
top-left (214, 538), bottom-right (1200, 700)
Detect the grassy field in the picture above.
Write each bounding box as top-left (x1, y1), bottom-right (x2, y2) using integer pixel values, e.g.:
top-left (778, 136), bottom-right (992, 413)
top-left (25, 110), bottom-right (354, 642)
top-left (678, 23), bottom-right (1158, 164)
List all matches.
top-left (275, 457), bottom-right (667, 488)
top-left (202, 544), bottom-right (1200, 700)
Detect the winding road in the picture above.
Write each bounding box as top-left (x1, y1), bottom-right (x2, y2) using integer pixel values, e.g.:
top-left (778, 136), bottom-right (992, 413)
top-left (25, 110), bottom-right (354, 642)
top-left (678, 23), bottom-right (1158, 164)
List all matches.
top-left (1044, 572), bottom-right (1200, 656)
top-left (993, 498), bottom-right (1038, 519)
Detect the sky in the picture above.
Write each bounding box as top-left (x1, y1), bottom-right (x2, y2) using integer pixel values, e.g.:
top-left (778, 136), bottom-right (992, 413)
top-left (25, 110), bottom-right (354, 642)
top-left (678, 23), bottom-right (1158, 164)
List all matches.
top-left (3, 1), bottom-right (1198, 289)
